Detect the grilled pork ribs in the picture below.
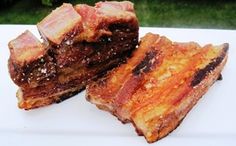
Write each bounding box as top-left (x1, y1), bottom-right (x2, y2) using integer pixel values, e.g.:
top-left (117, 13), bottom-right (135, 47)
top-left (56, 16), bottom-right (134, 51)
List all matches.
top-left (86, 33), bottom-right (228, 143)
top-left (8, 1), bottom-right (228, 143)
top-left (8, 1), bottom-right (139, 110)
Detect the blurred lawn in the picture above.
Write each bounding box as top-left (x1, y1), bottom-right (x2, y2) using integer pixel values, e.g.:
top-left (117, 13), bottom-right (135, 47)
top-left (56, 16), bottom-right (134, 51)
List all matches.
top-left (0, 0), bottom-right (236, 29)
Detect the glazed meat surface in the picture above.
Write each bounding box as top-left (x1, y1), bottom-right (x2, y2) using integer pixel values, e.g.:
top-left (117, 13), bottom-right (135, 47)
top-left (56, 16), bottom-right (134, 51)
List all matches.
top-left (8, 1), bottom-right (139, 110)
top-left (86, 33), bottom-right (228, 143)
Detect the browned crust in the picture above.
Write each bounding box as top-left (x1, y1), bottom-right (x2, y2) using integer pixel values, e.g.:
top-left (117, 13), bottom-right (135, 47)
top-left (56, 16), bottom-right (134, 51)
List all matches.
top-left (17, 83), bottom-right (85, 110)
top-left (139, 53), bottom-right (228, 143)
top-left (17, 53), bottom-right (128, 110)
top-left (191, 43), bottom-right (228, 87)
top-left (86, 33), bottom-right (161, 118)
top-left (132, 50), bottom-right (159, 76)
top-left (85, 33), bottom-right (229, 143)
top-left (9, 14), bottom-right (138, 110)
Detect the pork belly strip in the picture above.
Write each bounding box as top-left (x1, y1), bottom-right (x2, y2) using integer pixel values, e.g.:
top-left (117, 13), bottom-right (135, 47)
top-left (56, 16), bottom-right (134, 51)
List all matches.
top-left (86, 33), bottom-right (228, 143)
top-left (8, 1), bottom-right (138, 110)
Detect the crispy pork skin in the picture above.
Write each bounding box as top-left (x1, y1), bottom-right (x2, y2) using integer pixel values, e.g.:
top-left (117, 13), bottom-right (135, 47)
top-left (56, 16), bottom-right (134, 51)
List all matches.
top-left (8, 1), bottom-right (138, 110)
top-left (86, 33), bottom-right (228, 143)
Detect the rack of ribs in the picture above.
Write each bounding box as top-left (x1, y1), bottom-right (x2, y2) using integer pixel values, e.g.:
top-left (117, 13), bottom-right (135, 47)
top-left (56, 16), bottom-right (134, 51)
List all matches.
top-left (86, 33), bottom-right (228, 143)
top-left (8, 1), bottom-right (139, 110)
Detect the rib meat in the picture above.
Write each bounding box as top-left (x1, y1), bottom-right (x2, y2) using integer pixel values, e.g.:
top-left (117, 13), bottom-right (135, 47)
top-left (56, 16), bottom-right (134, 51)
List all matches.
top-left (8, 1), bottom-right (138, 110)
top-left (86, 33), bottom-right (228, 143)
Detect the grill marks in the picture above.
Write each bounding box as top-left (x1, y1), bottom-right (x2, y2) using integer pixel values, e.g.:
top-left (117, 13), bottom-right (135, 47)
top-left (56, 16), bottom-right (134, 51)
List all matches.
top-left (191, 44), bottom-right (228, 87)
top-left (111, 42), bottom-right (162, 120)
top-left (114, 49), bottom-right (160, 112)
top-left (132, 50), bottom-right (159, 76)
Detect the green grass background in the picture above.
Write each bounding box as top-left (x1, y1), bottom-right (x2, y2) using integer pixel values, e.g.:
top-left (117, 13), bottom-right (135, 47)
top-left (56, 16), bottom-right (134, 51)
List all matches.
top-left (0, 0), bottom-right (236, 29)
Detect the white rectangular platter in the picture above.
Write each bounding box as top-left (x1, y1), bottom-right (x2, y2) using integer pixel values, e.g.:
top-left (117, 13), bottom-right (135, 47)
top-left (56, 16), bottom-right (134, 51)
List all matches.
top-left (0, 25), bottom-right (236, 146)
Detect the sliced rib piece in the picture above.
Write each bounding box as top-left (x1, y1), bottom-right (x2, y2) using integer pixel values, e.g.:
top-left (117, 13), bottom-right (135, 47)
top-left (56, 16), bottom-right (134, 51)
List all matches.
top-left (8, 1), bottom-right (138, 110)
top-left (37, 3), bottom-right (82, 45)
top-left (86, 33), bottom-right (228, 143)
